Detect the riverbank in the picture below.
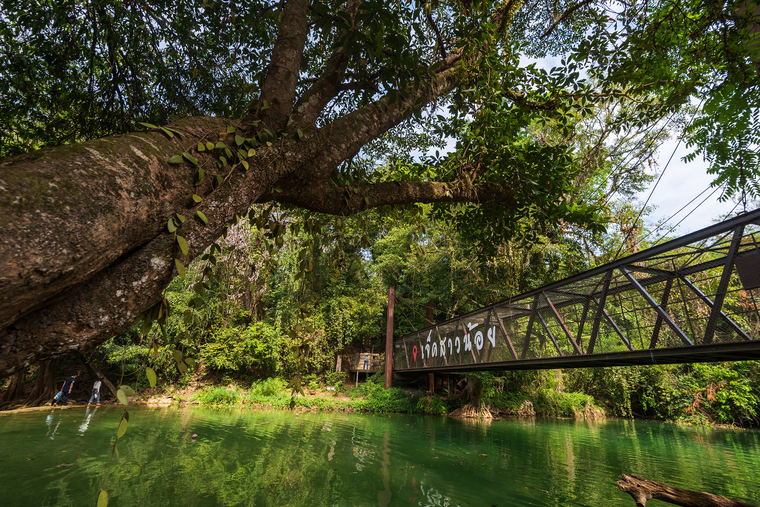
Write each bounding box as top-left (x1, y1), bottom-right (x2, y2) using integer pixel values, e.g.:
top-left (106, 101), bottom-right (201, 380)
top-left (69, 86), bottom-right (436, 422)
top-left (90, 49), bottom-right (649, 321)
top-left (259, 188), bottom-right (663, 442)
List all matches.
top-left (126, 373), bottom-right (607, 422)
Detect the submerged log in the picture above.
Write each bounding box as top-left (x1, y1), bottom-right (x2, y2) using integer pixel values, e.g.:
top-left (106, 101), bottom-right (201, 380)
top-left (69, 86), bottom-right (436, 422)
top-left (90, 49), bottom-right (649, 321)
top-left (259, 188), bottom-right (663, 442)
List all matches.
top-left (617, 474), bottom-right (756, 507)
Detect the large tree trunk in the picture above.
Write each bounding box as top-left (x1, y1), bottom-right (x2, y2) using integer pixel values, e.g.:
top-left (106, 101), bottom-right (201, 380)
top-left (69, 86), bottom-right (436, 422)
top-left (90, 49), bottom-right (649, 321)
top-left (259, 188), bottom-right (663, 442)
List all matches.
top-left (22, 359), bottom-right (58, 407)
top-left (0, 0), bottom-right (523, 377)
top-left (617, 474), bottom-right (756, 507)
top-left (0, 370), bottom-right (25, 408)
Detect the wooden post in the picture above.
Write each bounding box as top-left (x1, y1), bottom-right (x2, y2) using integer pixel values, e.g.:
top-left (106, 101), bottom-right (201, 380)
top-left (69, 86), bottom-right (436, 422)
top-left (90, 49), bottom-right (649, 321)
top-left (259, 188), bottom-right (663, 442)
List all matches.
top-left (384, 287), bottom-right (394, 389)
top-left (426, 303), bottom-right (435, 394)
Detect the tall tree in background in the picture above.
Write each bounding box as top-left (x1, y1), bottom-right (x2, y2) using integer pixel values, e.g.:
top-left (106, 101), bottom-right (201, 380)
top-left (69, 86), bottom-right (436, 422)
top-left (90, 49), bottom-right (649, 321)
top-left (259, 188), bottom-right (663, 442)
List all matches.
top-left (1, 0), bottom-right (758, 375)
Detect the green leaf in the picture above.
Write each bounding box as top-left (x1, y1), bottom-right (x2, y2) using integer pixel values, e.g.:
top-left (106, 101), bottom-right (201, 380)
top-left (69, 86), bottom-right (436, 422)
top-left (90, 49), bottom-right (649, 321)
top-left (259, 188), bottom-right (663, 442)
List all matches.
top-left (241, 160), bottom-right (249, 170)
top-left (226, 125), bottom-right (236, 134)
top-left (146, 367), bottom-right (157, 388)
top-left (195, 168), bottom-right (205, 185)
top-left (117, 417), bottom-right (128, 439)
top-left (197, 142), bottom-right (206, 152)
top-left (185, 357), bottom-right (196, 367)
top-left (138, 122), bottom-right (158, 129)
top-left (167, 218), bottom-right (177, 232)
top-left (215, 141), bottom-right (225, 150)
top-left (168, 155), bottom-right (183, 164)
top-left (178, 361), bottom-right (188, 374)
top-left (121, 385), bottom-right (135, 396)
top-left (196, 210), bottom-right (208, 224)
top-left (175, 258), bottom-right (186, 279)
top-left (97, 490), bottom-right (109, 507)
top-left (235, 135), bottom-right (245, 146)
top-left (182, 152), bottom-right (198, 165)
top-left (216, 175), bottom-right (224, 186)
top-left (176, 236), bottom-right (189, 255)
top-left (173, 350), bottom-right (183, 362)
top-left (237, 148), bottom-right (248, 160)
top-left (205, 142), bottom-right (214, 151)
top-left (192, 194), bottom-right (202, 203)
top-left (248, 148), bottom-right (256, 157)
top-left (159, 127), bottom-right (174, 138)
top-left (166, 128), bottom-right (185, 138)
top-left (297, 128), bottom-right (304, 139)
top-left (175, 213), bottom-right (185, 224)
top-left (116, 389), bottom-right (128, 406)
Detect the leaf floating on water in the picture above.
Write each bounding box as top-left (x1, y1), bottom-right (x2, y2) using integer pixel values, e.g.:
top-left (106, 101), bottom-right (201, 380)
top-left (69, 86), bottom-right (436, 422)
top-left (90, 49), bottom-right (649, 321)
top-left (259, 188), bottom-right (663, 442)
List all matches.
top-left (97, 490), bottom-right (108, 507)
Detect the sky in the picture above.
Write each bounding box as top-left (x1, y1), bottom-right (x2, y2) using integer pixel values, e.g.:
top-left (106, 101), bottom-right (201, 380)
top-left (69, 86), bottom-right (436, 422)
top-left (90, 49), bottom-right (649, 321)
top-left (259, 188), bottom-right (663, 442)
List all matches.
top-left (635, 137), bottom-right (742, 239)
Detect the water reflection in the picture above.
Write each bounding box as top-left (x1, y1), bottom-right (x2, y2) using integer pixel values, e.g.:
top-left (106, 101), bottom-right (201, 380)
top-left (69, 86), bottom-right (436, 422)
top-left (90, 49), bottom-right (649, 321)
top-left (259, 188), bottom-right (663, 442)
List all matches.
top-left (45, 410), bottom-right (62, 439)
top-left (78, 407), bottom-right (98, 435)
top-left (0, 408), bottom-right (758, 507)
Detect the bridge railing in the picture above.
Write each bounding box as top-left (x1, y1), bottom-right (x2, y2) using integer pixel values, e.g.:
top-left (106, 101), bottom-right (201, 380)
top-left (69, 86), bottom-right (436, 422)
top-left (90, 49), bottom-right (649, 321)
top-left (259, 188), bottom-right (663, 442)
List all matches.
top-left (393, 209), bottom-right (760, 372)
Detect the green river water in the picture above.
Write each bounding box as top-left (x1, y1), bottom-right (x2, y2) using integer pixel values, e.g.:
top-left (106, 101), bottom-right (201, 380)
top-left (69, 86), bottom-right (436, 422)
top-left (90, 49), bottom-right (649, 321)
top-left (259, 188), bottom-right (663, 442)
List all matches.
top-left (0, 405), bottom-right (758, 506)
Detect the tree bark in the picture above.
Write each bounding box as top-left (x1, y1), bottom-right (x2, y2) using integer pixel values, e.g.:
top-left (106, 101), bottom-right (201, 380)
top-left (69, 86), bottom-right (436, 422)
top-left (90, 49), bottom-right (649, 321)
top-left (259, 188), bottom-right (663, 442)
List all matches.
top-left (22, 359), bottom-right (58, 406)
top-left (617, 474), bottom-right (756, 507)
top-left (0, 370), bottom-right (25, 406)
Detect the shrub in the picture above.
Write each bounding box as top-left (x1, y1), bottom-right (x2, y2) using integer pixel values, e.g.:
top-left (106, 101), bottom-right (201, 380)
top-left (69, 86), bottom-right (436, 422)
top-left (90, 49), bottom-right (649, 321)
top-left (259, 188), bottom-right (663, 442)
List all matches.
top-left (250, 377), bottom-right (287, 397)
top-left (193, 387), bottom-right (245, 406)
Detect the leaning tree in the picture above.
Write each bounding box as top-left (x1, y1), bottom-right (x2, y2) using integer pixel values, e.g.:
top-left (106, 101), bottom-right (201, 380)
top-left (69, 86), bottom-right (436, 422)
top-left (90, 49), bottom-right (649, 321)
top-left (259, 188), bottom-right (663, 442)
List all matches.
top-left (1, 0), bottom-right (758, 375)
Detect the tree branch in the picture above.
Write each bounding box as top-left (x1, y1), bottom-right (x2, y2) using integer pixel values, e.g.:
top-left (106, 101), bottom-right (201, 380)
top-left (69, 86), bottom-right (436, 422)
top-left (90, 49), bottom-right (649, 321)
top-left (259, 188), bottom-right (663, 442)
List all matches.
top-left (617, 474), bottom-right (756, 507)
top-left (291, 0), bottom-right (363, 127)
top-left (541, 0), bottom-right (595, 39)
top-left (261, 179), bottom-right (518, 216)
top-left (242, 0), bottom-right (311, 131)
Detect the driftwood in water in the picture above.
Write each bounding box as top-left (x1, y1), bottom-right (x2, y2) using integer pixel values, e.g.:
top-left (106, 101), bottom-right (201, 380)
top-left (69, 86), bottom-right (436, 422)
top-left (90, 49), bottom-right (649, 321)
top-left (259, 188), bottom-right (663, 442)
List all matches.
top-left (617, 474), bottom-right (756, 507)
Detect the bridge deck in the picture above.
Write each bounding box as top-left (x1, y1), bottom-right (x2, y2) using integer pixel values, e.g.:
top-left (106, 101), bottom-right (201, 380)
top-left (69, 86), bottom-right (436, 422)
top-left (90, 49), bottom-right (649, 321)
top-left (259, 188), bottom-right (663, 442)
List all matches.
top-left (393, 209), bottom-right (760, 372)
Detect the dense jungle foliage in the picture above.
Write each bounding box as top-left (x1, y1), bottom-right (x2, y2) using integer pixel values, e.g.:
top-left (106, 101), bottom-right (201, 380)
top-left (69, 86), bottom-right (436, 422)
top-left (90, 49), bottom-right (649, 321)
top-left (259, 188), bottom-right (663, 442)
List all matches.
top-left (2, 0), bottom-right (760, 428)
top-left (8, 198), bottom-right (748, 428)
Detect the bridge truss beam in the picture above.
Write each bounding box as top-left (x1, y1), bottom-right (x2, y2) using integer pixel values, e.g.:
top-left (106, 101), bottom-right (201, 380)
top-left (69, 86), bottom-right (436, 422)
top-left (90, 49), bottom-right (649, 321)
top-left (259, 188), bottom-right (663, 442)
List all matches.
top-left (393, 209), bottom-right (760, 373)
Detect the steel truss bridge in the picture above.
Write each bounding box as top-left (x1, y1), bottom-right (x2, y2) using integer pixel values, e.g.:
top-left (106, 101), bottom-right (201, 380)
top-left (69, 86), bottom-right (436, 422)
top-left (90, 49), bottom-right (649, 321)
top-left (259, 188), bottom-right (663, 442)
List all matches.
top-left (392, 209), bottom-right (760, 374)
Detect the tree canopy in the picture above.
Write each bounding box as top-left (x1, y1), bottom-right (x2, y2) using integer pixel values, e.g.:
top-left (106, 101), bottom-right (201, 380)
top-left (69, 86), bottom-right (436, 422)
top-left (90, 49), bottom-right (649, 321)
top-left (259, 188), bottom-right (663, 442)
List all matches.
top-left (1, 0), bottom-right (758, 375)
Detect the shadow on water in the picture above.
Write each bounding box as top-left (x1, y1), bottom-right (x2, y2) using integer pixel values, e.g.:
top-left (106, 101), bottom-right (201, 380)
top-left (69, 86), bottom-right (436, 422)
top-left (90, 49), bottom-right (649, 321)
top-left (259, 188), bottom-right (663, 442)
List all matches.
top-left (0, 406), bottom-right (758, 506)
